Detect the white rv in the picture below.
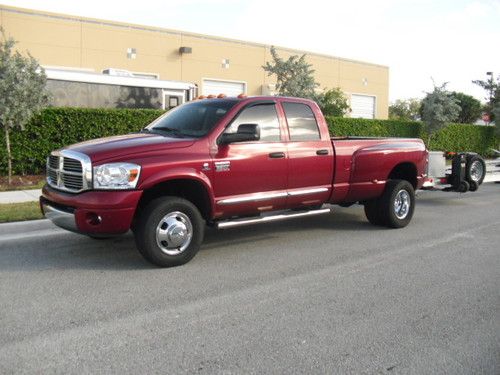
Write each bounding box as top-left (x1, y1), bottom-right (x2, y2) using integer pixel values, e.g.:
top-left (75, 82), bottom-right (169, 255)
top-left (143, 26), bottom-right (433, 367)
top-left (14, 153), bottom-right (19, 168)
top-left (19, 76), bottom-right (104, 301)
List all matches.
top-left (44, 67), bottom-right (198, 110)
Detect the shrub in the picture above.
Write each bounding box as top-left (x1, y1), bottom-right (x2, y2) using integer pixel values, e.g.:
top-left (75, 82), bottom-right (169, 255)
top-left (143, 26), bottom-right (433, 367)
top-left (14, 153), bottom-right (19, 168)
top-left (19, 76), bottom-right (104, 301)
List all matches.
top-left (0, 108), bottom-right (497, 176)
top-left (0, 107), bottom-right (164, 175)
top-left (327, 117), bottom-right (497, 156)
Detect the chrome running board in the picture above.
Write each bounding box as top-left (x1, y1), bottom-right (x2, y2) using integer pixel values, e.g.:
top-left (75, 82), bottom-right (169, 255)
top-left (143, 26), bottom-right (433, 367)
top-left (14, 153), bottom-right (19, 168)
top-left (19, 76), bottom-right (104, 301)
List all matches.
top-left (216, 208), bottom-right (331, 229)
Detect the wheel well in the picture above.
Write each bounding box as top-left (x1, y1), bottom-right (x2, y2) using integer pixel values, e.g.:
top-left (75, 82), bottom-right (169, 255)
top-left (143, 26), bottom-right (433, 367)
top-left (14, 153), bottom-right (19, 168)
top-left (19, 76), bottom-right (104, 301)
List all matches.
top-left (135, 179), bottom-right (212, 222)
top-left (388, 162), bottom-right (417, 189)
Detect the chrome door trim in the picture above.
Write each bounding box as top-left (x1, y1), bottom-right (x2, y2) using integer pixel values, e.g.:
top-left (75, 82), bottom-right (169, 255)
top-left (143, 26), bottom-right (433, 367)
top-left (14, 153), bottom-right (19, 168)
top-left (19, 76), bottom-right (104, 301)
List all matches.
top-left (287, 187), bottom-right (329, 196)
top-left (217, 187), bottom-right (329, 205)
top-left (218, 192), bottom-right (288, 205)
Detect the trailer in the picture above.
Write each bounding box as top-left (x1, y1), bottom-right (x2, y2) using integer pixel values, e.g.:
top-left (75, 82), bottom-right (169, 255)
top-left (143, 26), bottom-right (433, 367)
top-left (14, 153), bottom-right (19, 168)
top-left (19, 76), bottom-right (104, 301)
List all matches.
top-left (44, 67), bottom-right (198, 110)
top-left (423, 151), bottom-right (487, 192)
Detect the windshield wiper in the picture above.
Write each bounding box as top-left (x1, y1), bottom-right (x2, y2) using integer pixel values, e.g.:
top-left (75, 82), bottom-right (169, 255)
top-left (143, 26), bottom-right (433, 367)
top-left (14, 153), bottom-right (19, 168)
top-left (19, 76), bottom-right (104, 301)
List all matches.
top-left (148, 127), bottom-right (188, 138)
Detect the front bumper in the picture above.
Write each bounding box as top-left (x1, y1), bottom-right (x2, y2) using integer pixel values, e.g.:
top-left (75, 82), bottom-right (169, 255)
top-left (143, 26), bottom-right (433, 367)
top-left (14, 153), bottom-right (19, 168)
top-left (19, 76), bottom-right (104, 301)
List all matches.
top-left (40, 185), bottom-right (143, 235)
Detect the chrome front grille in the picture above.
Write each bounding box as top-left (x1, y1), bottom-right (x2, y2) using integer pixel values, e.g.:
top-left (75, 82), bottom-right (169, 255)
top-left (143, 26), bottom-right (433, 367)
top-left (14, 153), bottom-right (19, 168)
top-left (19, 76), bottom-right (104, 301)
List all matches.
top-left (46, 150), bottom-right (91, 193)
top-left (63, 157), bottom-right (83, 173)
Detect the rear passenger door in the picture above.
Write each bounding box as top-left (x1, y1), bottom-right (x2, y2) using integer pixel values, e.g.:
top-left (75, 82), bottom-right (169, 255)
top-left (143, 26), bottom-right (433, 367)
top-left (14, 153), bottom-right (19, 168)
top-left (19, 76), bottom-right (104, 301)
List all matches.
top-left (282, 101), bottom-right (333, 207)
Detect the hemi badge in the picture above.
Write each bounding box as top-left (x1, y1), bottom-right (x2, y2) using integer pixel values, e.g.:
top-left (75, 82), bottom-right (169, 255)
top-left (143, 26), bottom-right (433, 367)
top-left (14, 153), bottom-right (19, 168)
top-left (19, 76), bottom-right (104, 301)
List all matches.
top-left (215, 161), bottom-right (230, 172)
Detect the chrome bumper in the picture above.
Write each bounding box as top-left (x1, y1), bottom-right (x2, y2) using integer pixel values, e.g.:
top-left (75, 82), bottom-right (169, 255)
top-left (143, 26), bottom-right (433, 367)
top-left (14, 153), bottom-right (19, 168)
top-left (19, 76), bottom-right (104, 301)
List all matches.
top-left (41, 200), bottom-right (78, 233)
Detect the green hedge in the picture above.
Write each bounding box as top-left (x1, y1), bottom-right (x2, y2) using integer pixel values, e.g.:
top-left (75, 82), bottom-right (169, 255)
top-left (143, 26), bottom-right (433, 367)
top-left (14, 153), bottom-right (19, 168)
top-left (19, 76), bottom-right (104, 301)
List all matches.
top-left (327, 117), bottom-right (497, 156)
top-left (0, 108), bottom-right (497, 175)
top-left (0, 108), bottom-right (164, 175)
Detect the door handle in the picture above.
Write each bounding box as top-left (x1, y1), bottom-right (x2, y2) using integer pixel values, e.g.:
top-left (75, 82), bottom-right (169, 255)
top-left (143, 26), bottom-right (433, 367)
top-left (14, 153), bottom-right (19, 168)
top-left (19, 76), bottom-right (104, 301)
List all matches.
top-left (268, 152), bottom-right (286, 159)
top-left (316, 149), bottom-right (329, 155)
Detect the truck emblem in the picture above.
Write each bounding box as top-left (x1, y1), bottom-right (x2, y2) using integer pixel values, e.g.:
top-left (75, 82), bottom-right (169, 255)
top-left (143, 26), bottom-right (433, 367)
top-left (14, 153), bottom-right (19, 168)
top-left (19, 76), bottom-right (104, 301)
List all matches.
top-left (202, 162), bottom-right (210, 171)
top-left (215, 161), bottom-right (230, 172)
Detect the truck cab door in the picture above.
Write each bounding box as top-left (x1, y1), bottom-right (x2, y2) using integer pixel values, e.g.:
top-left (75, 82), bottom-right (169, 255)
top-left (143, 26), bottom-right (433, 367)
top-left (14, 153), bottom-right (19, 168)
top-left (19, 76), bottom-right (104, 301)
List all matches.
top-left (212, 102), bottom-right (288, 218)
top-left (281, 101), bottom-right (333, 207)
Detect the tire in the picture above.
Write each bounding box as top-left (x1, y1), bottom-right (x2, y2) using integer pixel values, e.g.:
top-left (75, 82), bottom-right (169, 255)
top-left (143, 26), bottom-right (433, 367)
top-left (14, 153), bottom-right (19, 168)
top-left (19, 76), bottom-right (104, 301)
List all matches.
top-left (458, 180), bottom-right (470, 193)
top-left (466, 155), bottom-right (486, 185)
top-left (134, 196), bottom-right (204, 267)
top-left (468, 180), bottom-right (479, 192)
top-left (378, 179), bottom-right (415, 228)
top-left (364, 200), bottom-right (385, 226)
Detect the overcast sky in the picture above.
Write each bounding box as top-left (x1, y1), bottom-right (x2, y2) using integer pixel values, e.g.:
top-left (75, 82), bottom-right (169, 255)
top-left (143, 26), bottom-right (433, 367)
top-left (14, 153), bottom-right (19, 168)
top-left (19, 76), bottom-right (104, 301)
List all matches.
top-left (1, 0), bottom-right (499, 102)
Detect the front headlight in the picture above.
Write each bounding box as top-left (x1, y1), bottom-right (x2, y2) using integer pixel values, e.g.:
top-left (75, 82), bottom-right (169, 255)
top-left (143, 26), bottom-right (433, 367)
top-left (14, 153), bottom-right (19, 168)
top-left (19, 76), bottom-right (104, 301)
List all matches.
top-left (93, 163), bottom-right (141, 190)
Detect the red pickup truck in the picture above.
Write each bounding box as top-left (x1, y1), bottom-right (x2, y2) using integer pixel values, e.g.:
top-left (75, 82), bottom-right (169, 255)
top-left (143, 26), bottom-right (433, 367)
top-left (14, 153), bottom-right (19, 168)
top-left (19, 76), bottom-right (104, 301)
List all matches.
top-left (41, 96), bottom-right (428, 267)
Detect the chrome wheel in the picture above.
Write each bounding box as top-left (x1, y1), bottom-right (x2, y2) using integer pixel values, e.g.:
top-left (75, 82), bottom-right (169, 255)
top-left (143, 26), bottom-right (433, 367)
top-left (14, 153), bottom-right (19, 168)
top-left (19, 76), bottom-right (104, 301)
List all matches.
top-left (156, 211), bottom-right (193, 255)
top-left (394, 189), bottom-right (410, 220)
top-left (469, 160), bottom-right (484, 182)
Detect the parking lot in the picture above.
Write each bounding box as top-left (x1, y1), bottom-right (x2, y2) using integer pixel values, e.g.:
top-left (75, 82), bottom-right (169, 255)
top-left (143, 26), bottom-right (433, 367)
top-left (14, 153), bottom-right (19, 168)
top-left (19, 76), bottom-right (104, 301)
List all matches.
top-left (0, 184), bottom-right (499, 374)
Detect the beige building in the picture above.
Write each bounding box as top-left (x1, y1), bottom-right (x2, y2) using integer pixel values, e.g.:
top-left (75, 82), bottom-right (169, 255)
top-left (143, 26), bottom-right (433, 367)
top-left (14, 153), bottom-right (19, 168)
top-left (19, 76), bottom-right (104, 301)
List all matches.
top-left (0, 5), bottom-right (389, 118)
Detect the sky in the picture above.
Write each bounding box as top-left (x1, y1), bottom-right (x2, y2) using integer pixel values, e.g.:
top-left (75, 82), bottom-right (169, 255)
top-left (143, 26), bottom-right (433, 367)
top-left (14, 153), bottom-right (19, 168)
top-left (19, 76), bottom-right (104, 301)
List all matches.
top-left (1, 0), bottom-right (499, 103)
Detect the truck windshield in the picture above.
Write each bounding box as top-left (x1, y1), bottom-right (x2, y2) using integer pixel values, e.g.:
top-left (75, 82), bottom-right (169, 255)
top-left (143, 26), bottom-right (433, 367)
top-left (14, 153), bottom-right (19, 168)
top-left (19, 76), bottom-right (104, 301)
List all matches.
top-left (145, 99), bottom-right (238, 138)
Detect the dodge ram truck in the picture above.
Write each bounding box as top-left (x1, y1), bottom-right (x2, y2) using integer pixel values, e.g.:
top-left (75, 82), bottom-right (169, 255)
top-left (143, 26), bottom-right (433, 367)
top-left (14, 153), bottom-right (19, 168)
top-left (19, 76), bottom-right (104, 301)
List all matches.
top-left (41, 96), bottom-right (428, 267)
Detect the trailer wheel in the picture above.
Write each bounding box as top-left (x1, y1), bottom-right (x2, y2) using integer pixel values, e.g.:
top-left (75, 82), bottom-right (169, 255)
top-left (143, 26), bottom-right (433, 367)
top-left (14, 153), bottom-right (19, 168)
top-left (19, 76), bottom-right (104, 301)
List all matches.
top-left (466, 155), bottom-right (486, 185)
top-left (378, 180), bottom-right (415, 228)
top-left (364, 200), bottom-right (385, 226)
top-left (134, 196), bottom-right (204, 267)
top-left (458, 180), bottom-right (470, 193)
top-left (468, 180), bottom-right (479, 192)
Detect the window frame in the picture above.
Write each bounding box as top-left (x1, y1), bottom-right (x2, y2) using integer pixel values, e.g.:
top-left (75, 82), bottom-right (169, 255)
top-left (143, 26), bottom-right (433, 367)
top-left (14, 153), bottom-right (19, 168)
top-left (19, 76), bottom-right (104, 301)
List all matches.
top-left (282, 101), bottom-right (321, 142)
top-left (220, 100), bottom-right (283, 144)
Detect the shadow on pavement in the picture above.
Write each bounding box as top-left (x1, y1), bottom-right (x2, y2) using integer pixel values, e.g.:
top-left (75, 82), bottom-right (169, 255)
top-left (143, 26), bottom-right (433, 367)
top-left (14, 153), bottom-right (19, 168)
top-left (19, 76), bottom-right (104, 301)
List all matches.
top-left (0, 208), bottom-right (381, 271)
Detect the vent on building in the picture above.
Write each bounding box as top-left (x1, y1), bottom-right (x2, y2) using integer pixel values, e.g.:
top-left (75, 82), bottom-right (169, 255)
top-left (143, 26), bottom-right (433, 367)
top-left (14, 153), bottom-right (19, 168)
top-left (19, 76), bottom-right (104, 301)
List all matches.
top-left (127, 48), bottom-right (137, 59)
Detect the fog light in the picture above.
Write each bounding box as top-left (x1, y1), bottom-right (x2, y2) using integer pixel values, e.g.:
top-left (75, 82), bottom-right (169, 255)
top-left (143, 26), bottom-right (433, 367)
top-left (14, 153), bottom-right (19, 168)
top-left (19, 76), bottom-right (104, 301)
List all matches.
top-left (86, 212), bottom-right (102, 226)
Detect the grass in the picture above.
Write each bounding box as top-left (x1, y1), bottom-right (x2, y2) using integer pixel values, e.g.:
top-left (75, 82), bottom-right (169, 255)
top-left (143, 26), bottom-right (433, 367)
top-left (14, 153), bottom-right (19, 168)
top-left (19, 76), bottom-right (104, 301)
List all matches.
top-left (0, 201), bottom-right (43, 223)
top-left (0, 175), bottom-right (45, 192)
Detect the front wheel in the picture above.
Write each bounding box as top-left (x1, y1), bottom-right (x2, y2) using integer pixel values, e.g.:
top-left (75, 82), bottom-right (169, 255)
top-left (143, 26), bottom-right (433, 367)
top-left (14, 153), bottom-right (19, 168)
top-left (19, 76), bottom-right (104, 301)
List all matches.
top-left (378, 179), bottom-right (415, 228)
top-left (134, 196), bottom-right (204, 267)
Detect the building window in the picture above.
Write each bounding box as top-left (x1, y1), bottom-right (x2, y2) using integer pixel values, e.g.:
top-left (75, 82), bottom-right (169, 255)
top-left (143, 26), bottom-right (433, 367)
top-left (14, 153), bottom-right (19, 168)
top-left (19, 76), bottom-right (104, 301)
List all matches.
top-left (127, 48), bottom-right (137, 59)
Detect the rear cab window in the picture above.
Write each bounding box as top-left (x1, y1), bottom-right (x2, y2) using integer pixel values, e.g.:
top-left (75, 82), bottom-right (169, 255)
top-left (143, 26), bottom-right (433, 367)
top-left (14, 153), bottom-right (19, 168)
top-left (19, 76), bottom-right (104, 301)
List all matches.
top-left (282, 102), bottom-right (321, 141)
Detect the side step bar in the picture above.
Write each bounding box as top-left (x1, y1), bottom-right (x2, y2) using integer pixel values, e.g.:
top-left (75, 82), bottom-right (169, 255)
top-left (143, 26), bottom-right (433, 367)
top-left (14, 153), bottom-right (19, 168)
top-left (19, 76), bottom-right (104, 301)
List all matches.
top-left (215, 208), bottom-right (332, 229)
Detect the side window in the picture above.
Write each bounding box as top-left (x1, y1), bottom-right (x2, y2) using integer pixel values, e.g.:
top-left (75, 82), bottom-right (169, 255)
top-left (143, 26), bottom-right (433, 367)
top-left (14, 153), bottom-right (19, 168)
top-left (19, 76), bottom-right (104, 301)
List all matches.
top-left (283, 102), bottom-right (321, 141)
top-left (225, 104), bottom-right (281, 142)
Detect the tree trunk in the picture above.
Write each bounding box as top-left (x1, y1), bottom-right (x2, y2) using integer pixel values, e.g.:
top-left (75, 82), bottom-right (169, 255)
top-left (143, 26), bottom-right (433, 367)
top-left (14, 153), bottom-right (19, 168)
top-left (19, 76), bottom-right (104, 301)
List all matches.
top-left (4, 126), bottom-right (12, 185)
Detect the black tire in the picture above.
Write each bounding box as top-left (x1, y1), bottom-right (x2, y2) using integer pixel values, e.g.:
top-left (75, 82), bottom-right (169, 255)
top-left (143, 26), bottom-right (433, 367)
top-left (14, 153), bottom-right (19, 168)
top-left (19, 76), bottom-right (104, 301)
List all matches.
top-left (364, 200), bottom-right (385, 226)
top-left (458, 180), bottom-right (470, 193)
top-left (466, 155), bottom-right (486, 185)
top-left (134, 196), bottom-right (204, 267)
top-left (468, 180), bottom-right (479, 192)
top-left (378, 179), bottom-right (415, 228)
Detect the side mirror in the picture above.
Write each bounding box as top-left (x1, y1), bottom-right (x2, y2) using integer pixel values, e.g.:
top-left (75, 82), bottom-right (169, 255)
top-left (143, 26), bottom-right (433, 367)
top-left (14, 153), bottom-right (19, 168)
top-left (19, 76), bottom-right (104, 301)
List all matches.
top-left (219, 123), bottom-right (260, 145)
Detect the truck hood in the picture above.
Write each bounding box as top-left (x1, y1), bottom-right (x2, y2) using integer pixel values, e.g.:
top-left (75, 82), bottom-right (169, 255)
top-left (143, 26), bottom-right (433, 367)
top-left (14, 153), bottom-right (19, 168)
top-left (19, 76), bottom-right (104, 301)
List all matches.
top-left (64, 133), bottom-right (195, 163)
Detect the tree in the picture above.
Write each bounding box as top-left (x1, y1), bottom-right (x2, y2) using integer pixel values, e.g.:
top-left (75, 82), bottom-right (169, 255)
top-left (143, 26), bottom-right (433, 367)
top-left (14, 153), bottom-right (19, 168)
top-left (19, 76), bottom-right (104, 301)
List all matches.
top-left (420, 82), bottom-right (460, 139)
top-left (389, 98), bottom-right (421, 121)
top-left (263, 46), bottom-right (318, 99)
top-left (0, 28), bottom-right (48, 183)
top-left (316, 87), bottom-right (350, 117)
top-left (473, 74), bottom-right (500, 122)
top-left (450, 92), bottom-right (482, 124)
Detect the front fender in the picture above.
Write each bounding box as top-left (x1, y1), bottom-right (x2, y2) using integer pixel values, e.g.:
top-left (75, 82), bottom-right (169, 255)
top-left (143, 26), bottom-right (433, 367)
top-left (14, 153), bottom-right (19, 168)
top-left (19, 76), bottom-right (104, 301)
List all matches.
top-left (138, 167), bottom-right (216, 217)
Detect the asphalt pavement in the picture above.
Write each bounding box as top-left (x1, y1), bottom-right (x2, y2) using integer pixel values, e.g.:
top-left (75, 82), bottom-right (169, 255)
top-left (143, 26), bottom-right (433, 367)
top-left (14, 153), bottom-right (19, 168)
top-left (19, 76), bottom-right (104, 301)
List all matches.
top-left (0, 184), bottom-right (499, 374)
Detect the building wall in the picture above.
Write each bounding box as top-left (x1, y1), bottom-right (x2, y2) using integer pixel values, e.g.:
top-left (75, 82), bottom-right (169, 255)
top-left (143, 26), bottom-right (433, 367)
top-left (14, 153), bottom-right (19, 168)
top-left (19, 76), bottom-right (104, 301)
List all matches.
top-left (0, 5), bottom-right (389, 118)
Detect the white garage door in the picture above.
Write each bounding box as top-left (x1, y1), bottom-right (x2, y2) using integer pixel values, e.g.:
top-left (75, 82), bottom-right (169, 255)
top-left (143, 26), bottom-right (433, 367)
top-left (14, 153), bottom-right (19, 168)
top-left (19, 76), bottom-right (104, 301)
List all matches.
top-left (202, 79), bottom-right (246, 97)
top-left (351, 94), bottom-right (376, 119)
